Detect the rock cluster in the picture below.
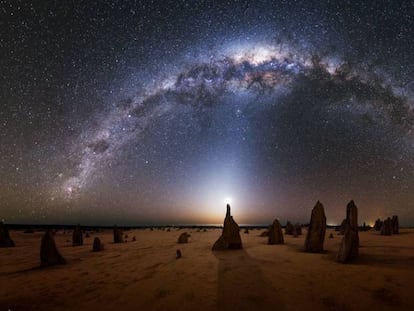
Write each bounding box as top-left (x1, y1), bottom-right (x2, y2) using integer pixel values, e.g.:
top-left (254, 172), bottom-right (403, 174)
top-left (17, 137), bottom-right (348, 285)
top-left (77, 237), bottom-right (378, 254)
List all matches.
top-left (268, 219), bottom-right (284, 245)
top-left (336, 200), bottom-right (359, 263)
top-left (304, 201), bottom-right (326, 253)
top-left (40, 230), bottom-right (66, 266)
top-left (378, 215), bottom-right (399, 235)
top-left (212, 204), bottom-right (242, 251)
top-left (0, 222), bottom-right (15, 247)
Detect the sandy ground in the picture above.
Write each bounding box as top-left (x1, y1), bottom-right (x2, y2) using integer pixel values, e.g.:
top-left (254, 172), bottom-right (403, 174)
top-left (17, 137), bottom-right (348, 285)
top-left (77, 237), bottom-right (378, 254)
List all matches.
top-left (1, 227), bottom-right (414, 310)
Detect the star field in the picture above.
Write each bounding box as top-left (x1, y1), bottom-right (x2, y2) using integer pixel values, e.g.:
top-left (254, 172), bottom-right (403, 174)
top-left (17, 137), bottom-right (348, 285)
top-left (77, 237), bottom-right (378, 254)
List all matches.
top-left (1, 1), bottom-right (414, 226)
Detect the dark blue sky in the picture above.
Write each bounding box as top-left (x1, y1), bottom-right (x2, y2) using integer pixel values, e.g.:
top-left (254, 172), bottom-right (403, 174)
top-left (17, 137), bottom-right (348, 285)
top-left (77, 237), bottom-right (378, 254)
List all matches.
top-left (1, 0), bottom-right (414, 225)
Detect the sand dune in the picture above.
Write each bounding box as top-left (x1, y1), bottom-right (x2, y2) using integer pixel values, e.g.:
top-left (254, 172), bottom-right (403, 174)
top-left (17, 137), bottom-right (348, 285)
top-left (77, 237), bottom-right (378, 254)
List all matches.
top-left (1, 228), bottom-right (414, 310)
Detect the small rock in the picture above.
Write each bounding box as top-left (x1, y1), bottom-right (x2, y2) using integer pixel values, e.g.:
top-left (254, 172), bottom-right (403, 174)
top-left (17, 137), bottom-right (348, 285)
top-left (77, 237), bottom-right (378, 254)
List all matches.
top-left (92, 237), bottom-right (104, 252)
top-left (178, 232), bottom-right (190, 244)
top-left (113, 225), bottom-right (124, 243)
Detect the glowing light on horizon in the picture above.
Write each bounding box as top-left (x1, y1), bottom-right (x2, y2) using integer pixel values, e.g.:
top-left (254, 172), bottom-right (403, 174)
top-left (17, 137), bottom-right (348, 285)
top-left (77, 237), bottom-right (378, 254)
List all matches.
top-left (224, 196), bottom-right (233, 206)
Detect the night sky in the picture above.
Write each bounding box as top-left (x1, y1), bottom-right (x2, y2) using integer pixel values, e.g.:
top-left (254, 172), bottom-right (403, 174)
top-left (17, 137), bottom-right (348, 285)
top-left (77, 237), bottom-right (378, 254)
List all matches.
top-left (1, 1), bottom-right (414, 226)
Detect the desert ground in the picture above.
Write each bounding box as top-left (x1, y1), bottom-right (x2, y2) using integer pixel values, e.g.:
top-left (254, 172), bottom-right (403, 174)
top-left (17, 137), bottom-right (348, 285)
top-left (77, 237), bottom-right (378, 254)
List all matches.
top-left (1, 227), bottom-right (414, 310)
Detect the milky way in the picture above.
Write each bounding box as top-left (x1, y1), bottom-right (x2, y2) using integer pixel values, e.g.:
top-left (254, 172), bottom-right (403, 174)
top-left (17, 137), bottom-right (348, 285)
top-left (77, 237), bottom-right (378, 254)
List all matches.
top-left (2, 1), bottom-right (414, 225)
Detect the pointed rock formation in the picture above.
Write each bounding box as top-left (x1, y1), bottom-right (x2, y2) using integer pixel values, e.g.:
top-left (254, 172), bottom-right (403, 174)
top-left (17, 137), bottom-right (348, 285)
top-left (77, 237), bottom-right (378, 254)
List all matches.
top-left (40, 230), bottom-right (66, 266)
top-left (268, 219), bottom-right (284, 245)
top-left (285, 221), bottom-right (294, 235)
top-left (212, 204), bottom-right (242, 250)
top-left (336, 200), bottom-right (359, 263)
top-left (381, 218), bottom-right (392, 235)
top-left (0, 222), bottom-right (15, 247)
top-left (391, 215), bottom-right (399, 234)
top-left (374, 219), bottom-right (382, 231)
top-left (294, 223), bottom-right (302, 236)
top-left (178, 232), bottom-right (190, 243)
top-left (176, 249), bottom-right (182, 259)
top-left (113, 225), bottom-right (124, 243)
top-left (72, 225), bottom-right (83, 246)
top-left (304, 201), bottom-right (326, 253)
top-left (92, 237), bottom-right (104, 251)
top-left (347, 200), bottom-right (358, 229)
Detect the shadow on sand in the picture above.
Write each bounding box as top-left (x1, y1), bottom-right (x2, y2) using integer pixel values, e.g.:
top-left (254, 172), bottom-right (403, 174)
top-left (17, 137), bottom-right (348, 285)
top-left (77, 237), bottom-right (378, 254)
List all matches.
top-left (213, 249), bottom-right (286, 311)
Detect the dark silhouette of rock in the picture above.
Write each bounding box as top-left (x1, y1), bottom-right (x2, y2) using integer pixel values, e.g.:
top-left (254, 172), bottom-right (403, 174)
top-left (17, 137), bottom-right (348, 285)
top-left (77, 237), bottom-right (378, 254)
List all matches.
top-left (244, 228), bottom-right (249, 234)
top-left (132, 236), bottom-right (136, 242)
top-left (347, 200), bottom-right (358, 229)
top-left (0, 222), bottom-right (15, 247)
top-left (336, 200), bottom-right (359, 263)
top-left (304, 201), bottom-right (326, 253)
top-left (40, 230), bottom-right (66, 266)
top-left (381, 218), bottom-right (392, 235)
top-left (294, 224), bottom-right (302, 236)
top-left (391, 215), bottom-right (399, 234)
top-left (374, 219), bottom-right (382, 231)
top-left (178, 232), bottom-right (190, 243)
top-left (176, 249), bottom-right (182, 259)
top-left (85, 231), bottom-right (90, 238)
top-left (113, 225), bottom-right (124, 243)
top-left (338, 219), bottom-right (347, 235)
top-left (329, 233), bottom-right (334, 238)
top-left (268, 219), bottom-right (284, 245)
top-left (285, 221), bottom-right (294, 235)
top-left (212, 204), bottom-right (242, 251)
top-left (72, 225), bottom-right (83, 246)
top-left (259, 230), bottom-right (269, 237)
top-left (92, 237), bottom-right (104, 252)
